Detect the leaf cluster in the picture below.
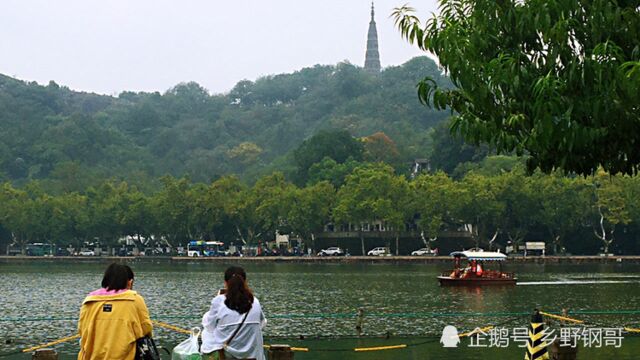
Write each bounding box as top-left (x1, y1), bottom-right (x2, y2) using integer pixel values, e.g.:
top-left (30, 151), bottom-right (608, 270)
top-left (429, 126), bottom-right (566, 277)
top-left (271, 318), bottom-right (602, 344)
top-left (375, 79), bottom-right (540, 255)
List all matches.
top-left (394, 1), bottom-right (640, 175)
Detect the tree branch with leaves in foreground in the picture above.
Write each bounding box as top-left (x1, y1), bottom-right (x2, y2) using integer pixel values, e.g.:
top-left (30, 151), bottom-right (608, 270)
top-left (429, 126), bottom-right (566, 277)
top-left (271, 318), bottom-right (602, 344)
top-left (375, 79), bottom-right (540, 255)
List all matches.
top-left (393, 1), bottom-right (640, 175)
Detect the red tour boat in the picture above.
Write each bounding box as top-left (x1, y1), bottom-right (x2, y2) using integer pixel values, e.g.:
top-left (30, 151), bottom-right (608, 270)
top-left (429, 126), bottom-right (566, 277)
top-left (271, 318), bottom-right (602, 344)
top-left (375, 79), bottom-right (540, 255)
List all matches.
top-left (437, 250), bottom-right (517, 286)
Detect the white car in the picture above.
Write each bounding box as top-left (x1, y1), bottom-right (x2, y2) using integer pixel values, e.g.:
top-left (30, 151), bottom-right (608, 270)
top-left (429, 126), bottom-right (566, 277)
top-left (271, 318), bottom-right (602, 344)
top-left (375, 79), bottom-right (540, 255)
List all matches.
top-left (79, 250), bottom-right (95, 256)
top-left (317, 247), bottom-right (344, 256)
top-left (411, 248), bottom-right (437, 256)
top-left (367, 247), bottom-right (390, 256)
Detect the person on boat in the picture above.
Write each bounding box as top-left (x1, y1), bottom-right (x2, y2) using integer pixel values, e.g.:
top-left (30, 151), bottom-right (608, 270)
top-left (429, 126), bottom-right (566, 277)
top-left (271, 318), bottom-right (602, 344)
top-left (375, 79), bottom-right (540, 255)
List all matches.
top-left (202, 266), bottom-right (267, 360)
top-left (461, 261), bottom-right (472, 278)
top-left (476, 262), bottom-right (483, 277)
top-left (77, 263), bottom-right (153, 360)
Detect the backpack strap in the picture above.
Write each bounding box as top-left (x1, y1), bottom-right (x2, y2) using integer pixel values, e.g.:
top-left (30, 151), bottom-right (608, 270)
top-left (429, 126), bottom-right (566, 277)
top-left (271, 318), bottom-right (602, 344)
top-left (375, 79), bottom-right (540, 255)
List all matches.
top-left (223, 308), bottom-right (250, 350)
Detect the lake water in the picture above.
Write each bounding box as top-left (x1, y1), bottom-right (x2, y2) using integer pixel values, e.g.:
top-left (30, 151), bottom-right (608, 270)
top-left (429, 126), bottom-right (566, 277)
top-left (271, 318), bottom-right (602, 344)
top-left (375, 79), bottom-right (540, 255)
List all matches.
top-left (1, 261), bottom-right (639, 359)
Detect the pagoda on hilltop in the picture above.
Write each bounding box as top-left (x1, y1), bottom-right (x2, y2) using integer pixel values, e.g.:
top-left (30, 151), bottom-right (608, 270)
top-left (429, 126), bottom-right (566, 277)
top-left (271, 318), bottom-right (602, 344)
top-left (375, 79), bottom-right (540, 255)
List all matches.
top-left (364, 2), bottom-right (381, 73)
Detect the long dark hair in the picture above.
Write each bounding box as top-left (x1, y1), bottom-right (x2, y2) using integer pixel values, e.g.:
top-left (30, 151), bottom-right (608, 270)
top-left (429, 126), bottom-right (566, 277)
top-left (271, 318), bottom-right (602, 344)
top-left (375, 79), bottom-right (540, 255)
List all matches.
top-left (101, 263), bottom-right (130, 291)
top-left (224, 266), bottom-right (254, 314)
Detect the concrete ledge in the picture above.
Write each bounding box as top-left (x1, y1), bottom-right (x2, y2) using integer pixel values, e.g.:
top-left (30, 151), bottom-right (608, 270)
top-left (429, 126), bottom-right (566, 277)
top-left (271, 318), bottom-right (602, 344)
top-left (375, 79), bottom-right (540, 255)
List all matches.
top-left (0, 255), bottom-right (135, 262)
top-left (2, 255), bottom-right (639, 264)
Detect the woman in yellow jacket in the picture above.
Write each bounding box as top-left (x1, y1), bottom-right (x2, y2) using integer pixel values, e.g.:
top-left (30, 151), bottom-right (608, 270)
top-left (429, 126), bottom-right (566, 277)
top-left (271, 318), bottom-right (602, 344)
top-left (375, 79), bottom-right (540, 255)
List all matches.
top-left (78, 263), bottom-right (153, 360)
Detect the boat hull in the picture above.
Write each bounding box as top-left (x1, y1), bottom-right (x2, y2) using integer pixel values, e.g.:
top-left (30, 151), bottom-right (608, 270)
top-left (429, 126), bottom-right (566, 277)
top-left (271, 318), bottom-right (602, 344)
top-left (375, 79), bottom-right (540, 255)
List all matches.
top-left (437, 276), bottom-right (517, 286)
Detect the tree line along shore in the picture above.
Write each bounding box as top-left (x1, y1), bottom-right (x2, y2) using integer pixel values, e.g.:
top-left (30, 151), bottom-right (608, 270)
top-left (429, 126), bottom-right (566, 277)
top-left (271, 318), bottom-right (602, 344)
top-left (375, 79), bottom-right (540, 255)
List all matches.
top-left (2, 162), bottom-right (639, 257)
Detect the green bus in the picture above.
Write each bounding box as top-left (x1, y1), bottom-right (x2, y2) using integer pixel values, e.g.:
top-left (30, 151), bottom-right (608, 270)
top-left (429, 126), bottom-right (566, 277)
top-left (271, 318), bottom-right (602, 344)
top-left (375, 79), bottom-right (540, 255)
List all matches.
top-left (25, 243), bottom-right (54, 256)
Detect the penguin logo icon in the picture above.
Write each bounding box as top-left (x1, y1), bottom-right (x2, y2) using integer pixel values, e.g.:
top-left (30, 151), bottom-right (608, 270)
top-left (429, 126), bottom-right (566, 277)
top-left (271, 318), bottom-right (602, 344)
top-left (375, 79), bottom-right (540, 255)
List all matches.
top-left (440, 325), bottom-right (460, 347)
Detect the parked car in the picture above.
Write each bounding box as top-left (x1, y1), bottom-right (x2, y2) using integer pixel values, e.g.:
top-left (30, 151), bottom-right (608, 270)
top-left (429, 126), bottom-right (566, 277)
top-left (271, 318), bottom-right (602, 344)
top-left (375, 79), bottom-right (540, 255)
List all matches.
top-left (317, 247), bottom-right (345, 256)
top-left (411, 248), bottom-right (438, 256)
top-left (367, 247), bottom-right (390, 256)
top-left (117, 248), bottom-right (136, 256)
top-left (147, 247), bottom-right (166, 256)
top-left (258, 248), bottom-right (280, 256)
top-left (55, 248), bottom-right (71, 256)
top-left (79, 250), bottom-right (95, 256)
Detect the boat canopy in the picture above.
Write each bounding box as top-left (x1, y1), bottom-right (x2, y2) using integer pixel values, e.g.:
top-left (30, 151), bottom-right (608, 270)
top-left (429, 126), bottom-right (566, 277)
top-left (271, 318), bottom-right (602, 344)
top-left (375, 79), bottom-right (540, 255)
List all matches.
top-left (450, 250), bottom-right (507, 261)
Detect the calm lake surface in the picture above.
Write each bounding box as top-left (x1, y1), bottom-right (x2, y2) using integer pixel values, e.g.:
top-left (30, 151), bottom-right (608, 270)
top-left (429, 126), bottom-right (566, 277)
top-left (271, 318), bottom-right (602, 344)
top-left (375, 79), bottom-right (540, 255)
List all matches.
top-left (1, 261), bottom-right (640, 359)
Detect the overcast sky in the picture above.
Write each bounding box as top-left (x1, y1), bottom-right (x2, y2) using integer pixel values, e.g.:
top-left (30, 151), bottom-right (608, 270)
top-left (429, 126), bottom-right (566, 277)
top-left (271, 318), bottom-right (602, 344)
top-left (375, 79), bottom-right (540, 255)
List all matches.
top-left (1, 0), bottom-right (439, 95)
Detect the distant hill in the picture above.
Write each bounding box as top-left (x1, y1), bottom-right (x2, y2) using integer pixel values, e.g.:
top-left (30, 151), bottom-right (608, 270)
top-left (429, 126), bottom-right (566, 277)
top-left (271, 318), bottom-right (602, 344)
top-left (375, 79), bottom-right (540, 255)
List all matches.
top-left (0, 57), bottom-right (450, 190)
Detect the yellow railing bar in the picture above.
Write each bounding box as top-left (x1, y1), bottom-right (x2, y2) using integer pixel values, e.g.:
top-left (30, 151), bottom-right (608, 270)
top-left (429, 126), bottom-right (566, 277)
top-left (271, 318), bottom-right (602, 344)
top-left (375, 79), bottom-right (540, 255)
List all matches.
top-left (24, 321), bottom-right (193, 354)
top-left (152, 320), bottom-right (192, 335)
top-left (263, 345), bottom-right (309, 352)
top-left (22, 334), bottom-right (80, 353)
top-left (354, 344), bottom-right (407, 352)
top-left (540, 311), bottom-right (584, 324)
top-left (290, 347), bottom-right (310, 352)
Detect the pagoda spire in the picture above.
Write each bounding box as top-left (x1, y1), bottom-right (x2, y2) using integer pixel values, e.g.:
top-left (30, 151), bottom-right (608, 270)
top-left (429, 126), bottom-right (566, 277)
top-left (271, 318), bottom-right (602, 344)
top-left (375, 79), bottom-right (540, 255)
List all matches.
top-left (370, 1), bottom-right (375, 20)
top-left (364, 2), bottom-right (381, 73)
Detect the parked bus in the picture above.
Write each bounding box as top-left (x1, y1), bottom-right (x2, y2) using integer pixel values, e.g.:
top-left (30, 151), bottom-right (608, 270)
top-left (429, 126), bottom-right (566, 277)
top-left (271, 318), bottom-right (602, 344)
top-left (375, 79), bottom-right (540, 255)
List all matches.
top-left (25, 243), bottom-right (54, 256)
top-left (186, 241), bottom-right (228, 257)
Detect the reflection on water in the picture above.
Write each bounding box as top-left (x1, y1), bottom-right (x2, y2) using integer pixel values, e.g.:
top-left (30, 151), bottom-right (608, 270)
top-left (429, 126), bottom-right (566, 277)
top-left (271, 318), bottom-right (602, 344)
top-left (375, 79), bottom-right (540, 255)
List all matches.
top-left (519, 280), bottom-right (640, 285)
top-left (1, 261), bottom-right (639, 359)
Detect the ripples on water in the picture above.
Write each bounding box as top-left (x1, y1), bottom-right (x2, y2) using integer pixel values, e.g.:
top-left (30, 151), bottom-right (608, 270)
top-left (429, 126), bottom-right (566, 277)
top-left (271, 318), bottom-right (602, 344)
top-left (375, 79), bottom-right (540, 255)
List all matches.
top-left (1, 261), bottom-right (639, 359)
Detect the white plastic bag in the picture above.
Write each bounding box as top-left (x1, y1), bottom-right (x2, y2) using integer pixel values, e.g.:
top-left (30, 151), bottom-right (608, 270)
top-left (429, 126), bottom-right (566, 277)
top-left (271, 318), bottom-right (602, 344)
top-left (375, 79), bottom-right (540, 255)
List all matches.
top-left (171, 327), bottom-right (202, 360)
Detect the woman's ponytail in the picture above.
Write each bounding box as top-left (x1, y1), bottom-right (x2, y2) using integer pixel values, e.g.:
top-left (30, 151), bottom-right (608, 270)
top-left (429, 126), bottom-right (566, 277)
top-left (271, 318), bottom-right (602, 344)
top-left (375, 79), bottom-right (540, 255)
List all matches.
top-left (224, 266), bottom-right (254, 314)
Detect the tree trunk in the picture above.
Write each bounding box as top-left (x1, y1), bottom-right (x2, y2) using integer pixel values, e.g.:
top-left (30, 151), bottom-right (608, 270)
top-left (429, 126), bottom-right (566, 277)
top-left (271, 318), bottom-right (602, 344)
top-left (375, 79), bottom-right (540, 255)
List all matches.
top-left (467, 222), bottom-right (480, 249)
top-left (507, 232), bottom-right (520, 253)
top-left (471, 221), bottom-right (484, 250)
top-left (235, 225), bottom-right (247, 245)
top-left (594, 206), bottom-right (615, 254)
top-left (360, 231), bottom-right (365, 256)
top-left (488, 230), bottom-right (499, 251)
top-left (395, 233), bottom-right (399, 256)
top-left (248, 229), bottom-right (255, 246)
top-left (428, 237), bottom-right (437, 250)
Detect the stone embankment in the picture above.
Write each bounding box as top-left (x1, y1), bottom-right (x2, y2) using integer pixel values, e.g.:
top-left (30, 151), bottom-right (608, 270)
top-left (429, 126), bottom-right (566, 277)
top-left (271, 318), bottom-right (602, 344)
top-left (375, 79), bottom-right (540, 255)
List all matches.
top-left (1, 255), bottom-right (639, 264)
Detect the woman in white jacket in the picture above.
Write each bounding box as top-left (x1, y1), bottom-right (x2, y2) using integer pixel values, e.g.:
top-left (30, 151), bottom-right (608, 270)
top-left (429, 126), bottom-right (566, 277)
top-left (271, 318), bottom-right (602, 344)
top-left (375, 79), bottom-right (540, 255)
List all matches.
top-left (202, 266), bottom-right (266, 360)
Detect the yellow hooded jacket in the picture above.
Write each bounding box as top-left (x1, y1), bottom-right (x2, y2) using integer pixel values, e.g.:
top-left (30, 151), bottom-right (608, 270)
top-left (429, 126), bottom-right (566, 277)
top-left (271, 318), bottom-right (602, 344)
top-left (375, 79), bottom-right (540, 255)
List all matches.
top-left (77, 290), bottom-right (152, 360)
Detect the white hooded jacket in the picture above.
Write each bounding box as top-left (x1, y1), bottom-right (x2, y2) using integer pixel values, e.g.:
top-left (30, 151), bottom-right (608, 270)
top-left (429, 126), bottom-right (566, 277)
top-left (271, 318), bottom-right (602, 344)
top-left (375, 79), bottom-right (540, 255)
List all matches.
top-left (201, 294), bottom-right (266, 359)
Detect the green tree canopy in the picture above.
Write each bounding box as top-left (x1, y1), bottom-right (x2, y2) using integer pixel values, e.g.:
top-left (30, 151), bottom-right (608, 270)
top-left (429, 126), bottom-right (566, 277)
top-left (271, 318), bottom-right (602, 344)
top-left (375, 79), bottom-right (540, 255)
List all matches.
top-left (206, 176), bottom-right (253, 245)
top-left (2, 167), bottom-right (640, 255)
top-left (412, 171), bottom-right (467, 240)
top-left (334, 164), bottom-right (412, 255)
top-left (287, 181), bottom-right (335, 251)
top-left (530, 171), bottom-right (591, 253)
top-left (460, 172), bottom-right (505, 248)
top-left (252, 172), bottom-right (297, 239)
top-left (591, 169), bottom-right (632, 253)
top-left (149, 177), bottom-right (195, 247)
top-left (428, 121), bottom-right (491, 175)
top-left (306, 157), bottom-right (364, 188)
top-left (293, 129), bottom-right (364, 184)
top-left (394, 1), bottom-right (640, 175)
top-left (0, 57), bottom-right (452, 187)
